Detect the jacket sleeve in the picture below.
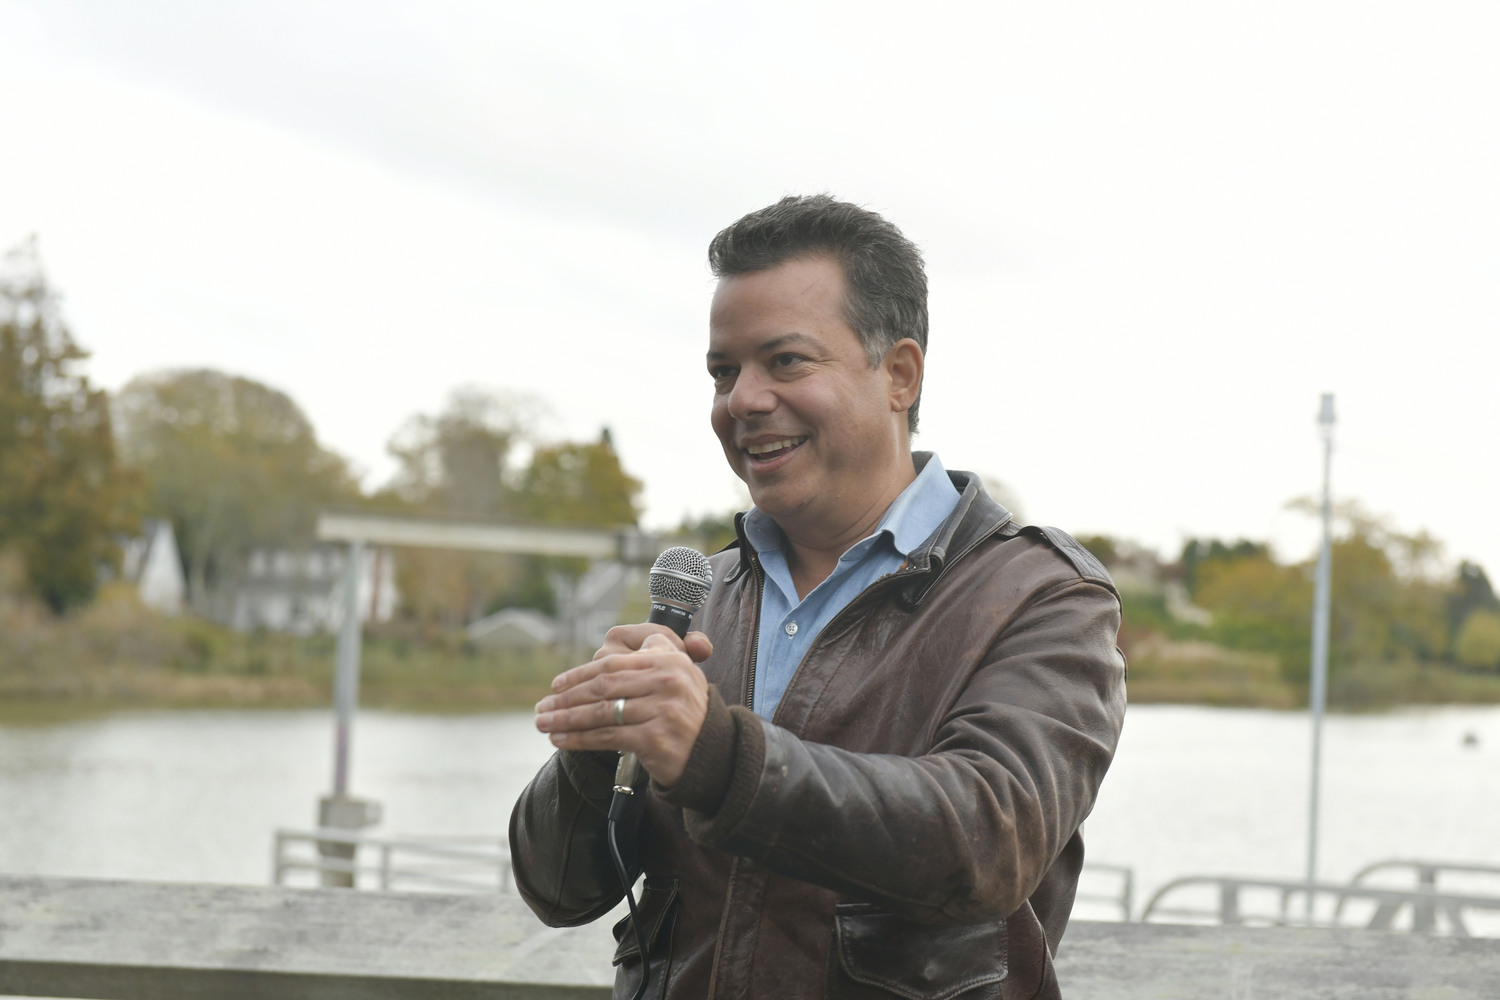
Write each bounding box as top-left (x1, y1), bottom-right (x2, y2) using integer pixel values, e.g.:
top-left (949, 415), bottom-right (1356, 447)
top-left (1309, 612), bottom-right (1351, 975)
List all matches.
top-left (659, 576), bottom-right (1126, 925)
top-left (508, 747), bottom-right (631, 927)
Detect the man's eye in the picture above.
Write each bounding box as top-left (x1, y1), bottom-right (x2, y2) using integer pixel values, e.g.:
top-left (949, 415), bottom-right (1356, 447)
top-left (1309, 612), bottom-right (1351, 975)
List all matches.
top-left (709, 365), bottom-right (736, 380)
top-left (771, 354), bottom-right (805, 368)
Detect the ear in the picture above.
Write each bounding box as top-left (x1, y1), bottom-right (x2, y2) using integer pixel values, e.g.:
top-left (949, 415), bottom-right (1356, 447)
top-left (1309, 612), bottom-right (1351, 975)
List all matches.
top-left (882, 338), bottom-right (923, 416)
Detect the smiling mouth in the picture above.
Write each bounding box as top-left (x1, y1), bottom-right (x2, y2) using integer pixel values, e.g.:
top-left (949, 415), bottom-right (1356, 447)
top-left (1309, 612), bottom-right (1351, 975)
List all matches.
top-left (744, 436), bottom-right (807, 462)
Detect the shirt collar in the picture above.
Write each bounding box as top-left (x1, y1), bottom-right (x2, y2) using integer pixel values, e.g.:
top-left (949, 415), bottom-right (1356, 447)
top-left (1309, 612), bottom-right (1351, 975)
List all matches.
top-left (741, 451), bottom-right (960, 561)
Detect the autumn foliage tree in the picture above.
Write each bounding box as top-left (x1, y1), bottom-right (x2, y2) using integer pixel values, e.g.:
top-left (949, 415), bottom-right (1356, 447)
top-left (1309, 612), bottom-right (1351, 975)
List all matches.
top-left (113, 368), bottom-right (360, 607)
top-left (0, 239), bottom-right (140, 612)
top-left (1177, 502), bottom-right (1478, 689)
top-left (379, 388), bottom-right (643, 628)
top-left (515, 429), bottom-right (641, 527)
top-left (378, 387), bottom-right (537, 627)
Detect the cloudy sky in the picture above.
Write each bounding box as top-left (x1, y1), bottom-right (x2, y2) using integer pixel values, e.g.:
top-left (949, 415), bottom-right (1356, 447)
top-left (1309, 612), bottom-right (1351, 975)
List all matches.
top-left (1, 1), bottom-right (1496, 577)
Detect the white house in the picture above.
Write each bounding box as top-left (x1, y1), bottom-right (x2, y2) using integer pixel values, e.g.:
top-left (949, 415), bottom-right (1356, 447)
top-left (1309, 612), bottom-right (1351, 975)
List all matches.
top-left (466, 608), bottom-right (559, 649)
top-left (226, 545), bottom-right (399, 634)
top-left (119, 519), bottom-right (186, 615)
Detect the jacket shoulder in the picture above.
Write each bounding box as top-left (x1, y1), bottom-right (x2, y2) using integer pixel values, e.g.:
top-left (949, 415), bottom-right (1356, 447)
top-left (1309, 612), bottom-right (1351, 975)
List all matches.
top-left (1018, 525), bottom-right (1115, 589)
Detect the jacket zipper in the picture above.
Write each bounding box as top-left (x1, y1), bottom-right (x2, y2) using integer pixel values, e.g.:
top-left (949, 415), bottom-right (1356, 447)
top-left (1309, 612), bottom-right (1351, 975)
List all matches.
top-left (744, 554), bottom-right (764, 709)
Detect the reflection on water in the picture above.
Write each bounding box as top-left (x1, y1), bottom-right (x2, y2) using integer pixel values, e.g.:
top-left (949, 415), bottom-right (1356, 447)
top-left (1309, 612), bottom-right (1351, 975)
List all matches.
top-left (2, 705), bottom-right (1497, 911)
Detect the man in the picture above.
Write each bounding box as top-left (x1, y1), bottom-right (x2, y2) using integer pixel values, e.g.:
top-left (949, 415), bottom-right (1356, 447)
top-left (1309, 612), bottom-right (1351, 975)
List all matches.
top-left (512, 195), bottom-right (1126, 1000)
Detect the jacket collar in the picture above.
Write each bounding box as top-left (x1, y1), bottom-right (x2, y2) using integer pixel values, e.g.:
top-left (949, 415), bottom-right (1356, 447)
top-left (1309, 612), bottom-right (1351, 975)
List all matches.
top-left (723, 454), bottom-right (1013, 600)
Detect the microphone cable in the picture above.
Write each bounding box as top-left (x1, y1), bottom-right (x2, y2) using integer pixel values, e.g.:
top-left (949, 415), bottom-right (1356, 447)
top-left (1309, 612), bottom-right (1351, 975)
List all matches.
top-left (608, 786), bottom-right (650, 1000)
top-left (603, 546), bottom-right (712, 1000)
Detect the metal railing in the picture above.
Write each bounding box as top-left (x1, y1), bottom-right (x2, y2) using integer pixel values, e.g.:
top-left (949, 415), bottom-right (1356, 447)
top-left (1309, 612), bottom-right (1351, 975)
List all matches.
top-left (273, 828), bottom-right (512, 892)
top-left (1335, 859), bottom-right (1500, 934)
top-left (1140, 872), bottom-right (1500, 936)
top-left (1074, 863), bottom-right (1135, 920)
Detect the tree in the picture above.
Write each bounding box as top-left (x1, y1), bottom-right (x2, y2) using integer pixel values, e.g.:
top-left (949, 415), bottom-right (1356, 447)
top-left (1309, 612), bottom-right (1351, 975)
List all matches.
top-left (515, 428), bottom-right (642, 528)
top-left (1283, 498), bottom-right (1453, 667)
top-left (1454, 610), bottom-right (1500, 670)
top-left (0, 238), bottom-right (140, 611)
top-left (378, 387), bottom-right (544, 627)
top-left (1191, 548), bottom-right (1313, 682)
top-left (1180, 538), bottom-right (1270, 599)
top-left (1449, 561), bottom-right (1500, 640)
top-left (114, 369), bottom-right (359, 606)
top-left (509, 428), bottom-right (644, 613)
top-left (384, 386), bottom-right (542, 517)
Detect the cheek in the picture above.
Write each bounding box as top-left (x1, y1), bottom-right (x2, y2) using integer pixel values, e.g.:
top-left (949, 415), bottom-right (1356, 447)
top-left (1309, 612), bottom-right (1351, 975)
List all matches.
top-left (710, 398), bottom-right (733, 444)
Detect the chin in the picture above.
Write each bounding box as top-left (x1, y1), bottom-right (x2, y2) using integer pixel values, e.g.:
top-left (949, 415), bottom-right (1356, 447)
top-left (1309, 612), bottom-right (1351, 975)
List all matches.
top-left (747, 486), bottom-right (809, 521)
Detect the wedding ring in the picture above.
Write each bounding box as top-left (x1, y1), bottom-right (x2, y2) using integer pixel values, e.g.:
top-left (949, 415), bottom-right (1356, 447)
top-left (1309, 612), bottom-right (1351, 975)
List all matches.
top-left (613, 697), bottom-right (626, 727)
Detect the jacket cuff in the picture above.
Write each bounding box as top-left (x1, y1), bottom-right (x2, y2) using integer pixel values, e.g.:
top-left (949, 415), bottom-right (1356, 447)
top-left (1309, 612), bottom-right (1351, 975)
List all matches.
top-left (655, 684), bottom-right (735, 813)
top-left (660, 694), bottom-right (766, 846)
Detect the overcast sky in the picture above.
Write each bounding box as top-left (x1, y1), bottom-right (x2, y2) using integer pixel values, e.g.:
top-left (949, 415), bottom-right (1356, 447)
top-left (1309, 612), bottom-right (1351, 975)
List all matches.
top-left (2, 1), bottom-right (1496, 578)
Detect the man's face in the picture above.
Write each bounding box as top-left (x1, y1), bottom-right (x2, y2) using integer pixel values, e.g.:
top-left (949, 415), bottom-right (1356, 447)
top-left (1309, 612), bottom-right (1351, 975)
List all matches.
top-left (707, 255), bottom-right (917, 538)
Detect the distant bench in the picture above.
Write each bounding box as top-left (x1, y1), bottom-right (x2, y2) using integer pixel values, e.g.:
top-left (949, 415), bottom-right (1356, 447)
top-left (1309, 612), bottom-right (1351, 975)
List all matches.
top-left (4, 875), bottom-right (1500, 1000)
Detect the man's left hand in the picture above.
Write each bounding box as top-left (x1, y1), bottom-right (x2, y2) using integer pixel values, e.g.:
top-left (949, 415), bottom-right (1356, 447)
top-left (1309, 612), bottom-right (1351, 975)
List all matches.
top-left (535, 633), bottom-right (709, 788)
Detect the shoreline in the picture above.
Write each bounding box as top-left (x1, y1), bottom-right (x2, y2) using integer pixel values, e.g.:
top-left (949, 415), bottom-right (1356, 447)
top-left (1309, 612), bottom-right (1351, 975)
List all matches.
top-left (3, 678), bottom-right (1499, 721)
top-left (6, 601), bottom-right (1499, 720)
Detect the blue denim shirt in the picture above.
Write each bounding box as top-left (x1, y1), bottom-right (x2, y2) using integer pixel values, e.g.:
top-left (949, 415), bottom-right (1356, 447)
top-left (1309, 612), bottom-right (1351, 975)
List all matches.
top-left (741, 452), bottom-right (962, 719)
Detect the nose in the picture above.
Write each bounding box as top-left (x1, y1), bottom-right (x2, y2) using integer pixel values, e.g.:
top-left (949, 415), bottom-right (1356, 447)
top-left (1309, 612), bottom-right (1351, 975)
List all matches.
top-left (725, 367), bottom-right (776, 422)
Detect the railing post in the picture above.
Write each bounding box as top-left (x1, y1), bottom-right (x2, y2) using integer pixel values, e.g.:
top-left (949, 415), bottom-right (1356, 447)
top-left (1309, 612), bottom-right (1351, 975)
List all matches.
top-left (1414, 864), bottom-right (1438, 933)
top-left (1220, 881), bottom-right (1242, 926)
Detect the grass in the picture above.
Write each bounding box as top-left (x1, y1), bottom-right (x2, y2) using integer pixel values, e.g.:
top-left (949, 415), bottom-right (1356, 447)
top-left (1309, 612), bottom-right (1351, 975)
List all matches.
top-left (1124, 634), bottom-right (1500, 711)
top-left (1122, 635), bottom-right (1299, 708)
top-left (5, 587), bottom-right (1500, 716)
top-left (0, 585), bottom-right (572, 714)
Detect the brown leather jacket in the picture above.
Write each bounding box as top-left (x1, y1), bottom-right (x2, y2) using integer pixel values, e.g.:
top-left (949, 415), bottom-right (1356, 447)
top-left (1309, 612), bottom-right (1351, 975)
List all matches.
top-left (510, 468), bottom-right (1126, 1000)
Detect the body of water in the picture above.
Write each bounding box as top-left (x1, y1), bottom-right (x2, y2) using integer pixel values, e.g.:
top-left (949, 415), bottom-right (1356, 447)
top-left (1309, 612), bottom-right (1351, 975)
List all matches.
top-left (2, 704), bottom-right (1497, 918)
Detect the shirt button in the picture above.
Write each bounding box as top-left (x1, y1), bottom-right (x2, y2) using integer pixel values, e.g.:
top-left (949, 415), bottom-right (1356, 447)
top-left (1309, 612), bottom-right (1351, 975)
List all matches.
top-left (785, 621), bottom-right (799, 636)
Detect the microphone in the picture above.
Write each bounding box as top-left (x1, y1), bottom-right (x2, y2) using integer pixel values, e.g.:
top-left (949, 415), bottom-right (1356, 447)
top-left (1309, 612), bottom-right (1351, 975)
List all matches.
top-left (606, 546), bottom-right (711, 1000)
top-left (612, 545), bottom-right (713, 797)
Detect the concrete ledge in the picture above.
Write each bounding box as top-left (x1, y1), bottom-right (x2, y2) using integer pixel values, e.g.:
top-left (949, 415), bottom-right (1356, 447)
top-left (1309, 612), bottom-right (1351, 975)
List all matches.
top-left (0, 876), bottom-right (615, 999)
top-left (5, 875), bottom-right (1500, 999)
top-left (1058, 920), bottom-right (1500, 999)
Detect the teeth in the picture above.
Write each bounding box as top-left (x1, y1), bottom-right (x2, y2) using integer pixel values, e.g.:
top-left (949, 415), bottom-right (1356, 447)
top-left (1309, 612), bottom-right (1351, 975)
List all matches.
top-left (746, 437), bottom-right (806, 456)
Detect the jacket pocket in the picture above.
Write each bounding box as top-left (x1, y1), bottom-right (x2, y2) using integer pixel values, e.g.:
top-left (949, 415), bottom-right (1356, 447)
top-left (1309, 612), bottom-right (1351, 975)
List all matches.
top-left (830, 902), bottom-right (1007, 1000)
top-left (611, 876), bottom-right (680, 1000)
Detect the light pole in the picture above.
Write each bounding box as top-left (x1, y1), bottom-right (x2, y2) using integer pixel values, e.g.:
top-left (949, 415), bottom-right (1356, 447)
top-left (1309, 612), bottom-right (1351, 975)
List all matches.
top-left (1305, 393), bottom-right (1335, 920)
top-left (317, 540), bottom-right (381, 886)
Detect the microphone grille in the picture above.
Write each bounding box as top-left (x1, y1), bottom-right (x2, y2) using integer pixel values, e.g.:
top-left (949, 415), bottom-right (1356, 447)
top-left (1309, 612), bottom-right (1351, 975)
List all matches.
top-left (649, 546), bottom-right (713, 610)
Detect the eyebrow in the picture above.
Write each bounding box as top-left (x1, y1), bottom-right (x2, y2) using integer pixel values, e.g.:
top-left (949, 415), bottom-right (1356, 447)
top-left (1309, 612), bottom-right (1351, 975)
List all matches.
top-left (706, 333), bottom-right (819, 361)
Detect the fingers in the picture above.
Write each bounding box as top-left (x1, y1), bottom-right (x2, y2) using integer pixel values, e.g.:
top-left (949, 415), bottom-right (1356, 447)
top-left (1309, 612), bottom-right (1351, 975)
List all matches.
top-left (593, 623), bottom-right (685, 659)
top-left (591, 624), bottom-right (714, 662)
top-left (539, 659), bottom-right (665, 714)
top-left (550, 644), bottom-right (665, 699)
top-left (535, 641), bottom-right (710, 787)
top-left (684, 631), bottom-right (714, 663)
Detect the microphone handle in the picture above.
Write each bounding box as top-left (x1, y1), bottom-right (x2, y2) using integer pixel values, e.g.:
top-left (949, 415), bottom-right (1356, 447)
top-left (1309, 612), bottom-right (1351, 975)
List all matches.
top-left (647, 598), bottom-right (694, 638)
top-left (612, 598), bottom-right (696, 798)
